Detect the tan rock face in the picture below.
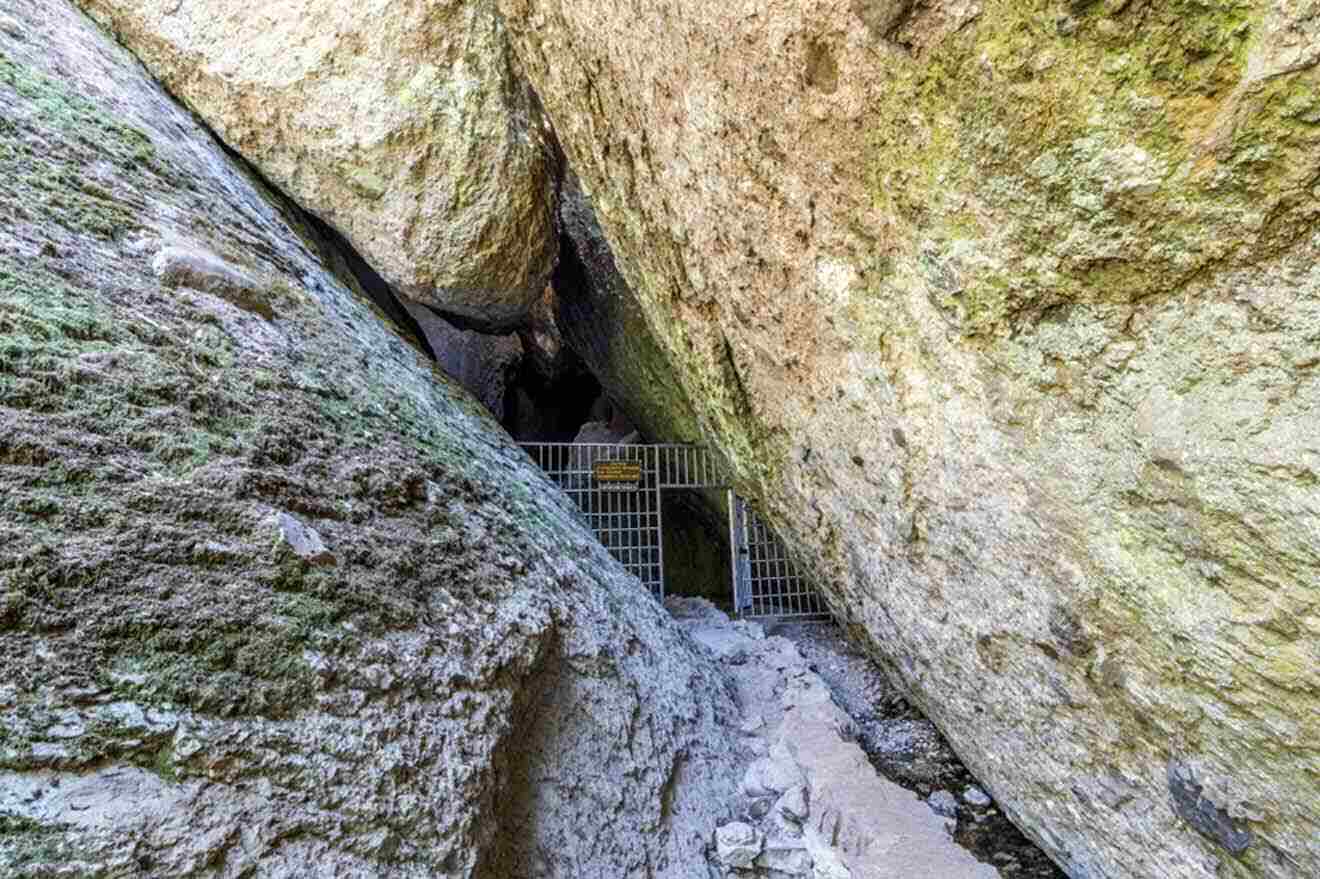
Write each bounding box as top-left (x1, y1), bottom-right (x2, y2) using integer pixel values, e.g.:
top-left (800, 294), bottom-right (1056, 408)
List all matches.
top-left (497, 0), bottom-right (1320, 876)
top-left (76, 0), bottom-right (557, 329)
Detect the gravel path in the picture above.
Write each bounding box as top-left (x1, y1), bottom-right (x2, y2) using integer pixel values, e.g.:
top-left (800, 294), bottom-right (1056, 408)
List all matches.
top-left (773, 622), bottom-right (1067, 879)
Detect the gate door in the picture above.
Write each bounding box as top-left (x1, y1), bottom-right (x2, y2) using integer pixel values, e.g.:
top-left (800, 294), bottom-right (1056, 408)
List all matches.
top-left (520, 443), bottom-right (663, 595)
top-left (520, 442), bottom-right (829, 620)
top-left (731, 496), bottom-right (829, 620)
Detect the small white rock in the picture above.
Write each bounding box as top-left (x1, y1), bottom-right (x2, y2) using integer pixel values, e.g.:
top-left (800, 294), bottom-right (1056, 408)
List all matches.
top-left (731, 620), bottom-right (765, 640)
top-left (755, 839), bottom-right (813, 875)
top-left (776, 784), bottom-right (810, 822)
top-left (928, 789), bottom-right (959, 818)
top-left (739, 713), bottom-right (766, 734)
top-left (273, 512), bottom-right (336, 566)
top-left (963, 785), bottom-right (992, 808)
top-left (714, 821), bottom-right (761, 868)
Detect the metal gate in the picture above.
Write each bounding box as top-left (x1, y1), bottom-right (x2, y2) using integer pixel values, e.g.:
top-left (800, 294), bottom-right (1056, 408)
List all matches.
top-left (519, 443), bottom-right (666, 594)
top-left (519, 442), bottom-right (828, 620)
top-left (729, 496), bottom-right (829, 619)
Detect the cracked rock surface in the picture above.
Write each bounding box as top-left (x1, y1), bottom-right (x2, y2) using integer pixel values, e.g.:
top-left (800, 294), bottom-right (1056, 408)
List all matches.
top-left (0, 3), bottom-right (740, 875)
top-left (74, 0), bottom-right (558, 329)
top-left (500, 0), bottom-right (1320, 874)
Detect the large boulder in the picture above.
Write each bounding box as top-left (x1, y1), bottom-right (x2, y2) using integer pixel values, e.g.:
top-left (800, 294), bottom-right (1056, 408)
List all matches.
top-left (74, 0), bottom-right (558, 330)
top-left (0, 3), bottom-right (739, 876)
top-left (555, 173), bottom-right (706, 445)
top-left (497, 0), bottom-right (1320, 876)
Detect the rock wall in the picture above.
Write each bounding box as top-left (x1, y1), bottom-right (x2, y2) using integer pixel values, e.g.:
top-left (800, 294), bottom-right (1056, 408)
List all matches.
top-left (497, 0), bottom-right (1320, 876)
top-left (74, 0), bottom-right (558, 329)
top-left (555, 173), bottom-right (706, 445)
top-left (0, 3), bottom-right (740, 875)
top-left (404, 301), bottom-right (524, 419)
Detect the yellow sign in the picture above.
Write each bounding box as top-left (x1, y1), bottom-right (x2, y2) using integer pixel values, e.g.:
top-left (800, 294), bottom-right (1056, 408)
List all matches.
top-left (594, 460), bottom-right (643, 484)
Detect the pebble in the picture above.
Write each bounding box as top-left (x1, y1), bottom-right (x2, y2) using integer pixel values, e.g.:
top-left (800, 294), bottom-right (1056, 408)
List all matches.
top-left (963, 786), bottom-right (992, 808)
top-left (755, 841), bottom-right (813, 875)
top-left (776, 785), bottom-right (810, 823)
top-left (715, 821), bottom-right (761, 868)
top-left (740, 712), bottom-right (765, 734)
top-left (928, 789), bottom-right (959, 818)
top-left (273, 511), bottom-right (336, 566)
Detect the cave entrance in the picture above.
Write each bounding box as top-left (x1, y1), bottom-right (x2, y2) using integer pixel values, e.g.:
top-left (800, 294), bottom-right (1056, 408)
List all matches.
top-left (518, 442), bottom-right (829, 620)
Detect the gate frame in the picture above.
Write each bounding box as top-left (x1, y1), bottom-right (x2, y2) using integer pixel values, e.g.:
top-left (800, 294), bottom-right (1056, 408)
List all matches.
top-left (518, 442), bottom-right (830, 621)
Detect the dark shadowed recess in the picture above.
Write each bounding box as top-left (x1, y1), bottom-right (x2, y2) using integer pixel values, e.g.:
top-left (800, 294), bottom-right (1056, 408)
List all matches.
top-left (503, 344), bottom-right (601, 442)
top-left (300, 211), bottom-right (437, 362)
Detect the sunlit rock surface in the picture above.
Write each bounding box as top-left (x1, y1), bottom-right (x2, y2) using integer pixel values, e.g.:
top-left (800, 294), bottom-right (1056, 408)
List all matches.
top-left (498, 0), bottom-right (1320, 875)
top-left (75, 0), bottom-right (558, 329)
top-left (0, 4), bottom-right (739, 875)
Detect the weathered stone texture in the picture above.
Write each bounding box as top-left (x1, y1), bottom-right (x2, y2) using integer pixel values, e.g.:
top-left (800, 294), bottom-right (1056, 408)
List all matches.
top-left (555, 173), bottom-right (707, 445)
top-left (74, 0), bottom-right (558, 329)
top-left (670, 598), bottom-right (999, 879)
top-left (404, 301), bottom-right (524, 418)
top-left (498, 0), bottom-right (1320, 876)
top-left (0, 3), bottom-right (739, 875)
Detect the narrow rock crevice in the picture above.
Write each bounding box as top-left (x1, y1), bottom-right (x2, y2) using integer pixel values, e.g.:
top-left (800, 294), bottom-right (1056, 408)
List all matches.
top-left (299, 211), bottom-right (437, 361)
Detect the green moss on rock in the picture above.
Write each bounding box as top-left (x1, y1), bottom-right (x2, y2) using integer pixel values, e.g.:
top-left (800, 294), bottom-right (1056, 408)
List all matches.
top-left (866, 0), bottom-right (1319, 337)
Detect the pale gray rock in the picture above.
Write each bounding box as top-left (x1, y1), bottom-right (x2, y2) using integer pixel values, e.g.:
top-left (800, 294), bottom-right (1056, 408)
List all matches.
top-left (667, 595), bottom-right (734, 626)
top-left (0, 5), bottom-right (740, 877)
top-left (572, 418), bottom-right (640, 445)
top-left (928, 790), bottom-right (959, 819)
top-left (715, 821), bottom-right (762, 868)
top-left (151, 245), bottom-right (272, 319)
top-left (776, 785), bottom-right (810, 823)
top-left (963, 786), bottom-right (993, 808)
top-left (755, 840), bottom-right (813, 875)
top-left (272, 512), bottom-right (336, 566)
top-left (741, 713), bottom-right (767, 735)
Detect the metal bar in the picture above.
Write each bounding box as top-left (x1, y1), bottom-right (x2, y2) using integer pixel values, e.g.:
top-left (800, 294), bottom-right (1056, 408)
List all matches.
top-left (654, 446), bottom-right (665, 600)
top-left (727, 488), bottom-right (741, 614)
top-left (516, 442), bottom-right (827, 617)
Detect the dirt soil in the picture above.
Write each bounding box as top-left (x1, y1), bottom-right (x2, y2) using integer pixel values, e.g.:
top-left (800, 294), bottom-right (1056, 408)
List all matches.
top-left (774, 622), bottom-right (1067, 879)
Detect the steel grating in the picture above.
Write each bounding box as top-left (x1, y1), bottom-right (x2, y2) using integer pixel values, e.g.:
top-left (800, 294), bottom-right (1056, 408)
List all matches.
top-left (520, 443), bottom-right (665, 595)
top-left (734, 498), bottom-right (829, 619)
top-left (519, 442), bottom-right (830, 621)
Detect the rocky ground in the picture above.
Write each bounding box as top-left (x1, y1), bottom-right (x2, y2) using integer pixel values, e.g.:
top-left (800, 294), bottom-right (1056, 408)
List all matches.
top-left (668, 598), bottom-right (1003, 879)
top-left (774, 623), bottom-right (1068, 879)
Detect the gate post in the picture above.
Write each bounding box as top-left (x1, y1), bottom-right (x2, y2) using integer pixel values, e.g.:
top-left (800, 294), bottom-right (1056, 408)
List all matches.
top-left (654, 446), bottom-right (665, 601)
top-left (728, 491), bottom-right (751, 616)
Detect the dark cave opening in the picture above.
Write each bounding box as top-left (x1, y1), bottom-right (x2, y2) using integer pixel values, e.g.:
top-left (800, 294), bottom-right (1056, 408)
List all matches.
top-left (662, 488), bottom-right (734, 607)
top-left (502, 344), bottom-right (602, 443)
